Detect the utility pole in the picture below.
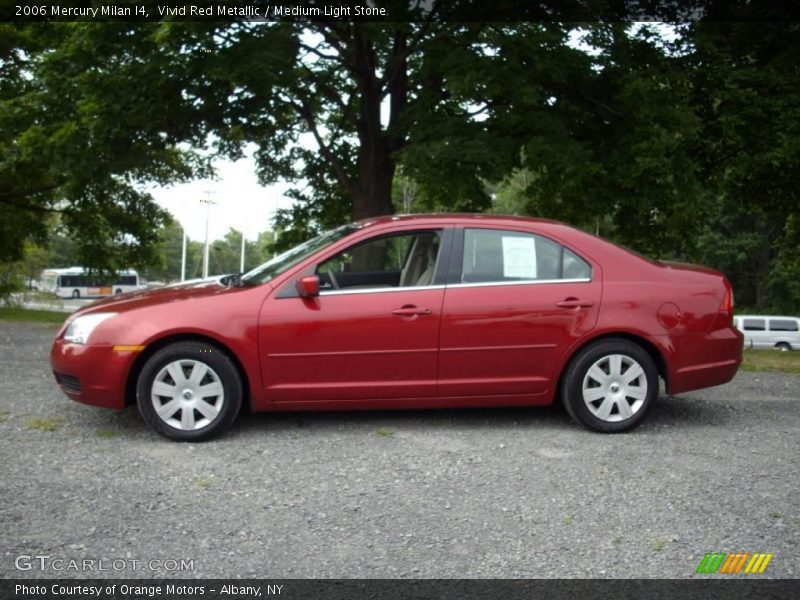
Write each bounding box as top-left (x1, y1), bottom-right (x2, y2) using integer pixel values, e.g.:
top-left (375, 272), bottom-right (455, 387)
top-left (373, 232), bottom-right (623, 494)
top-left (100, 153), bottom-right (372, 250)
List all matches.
top-left (180, 226), bottom-right (187, 282)
top-left (240, 230), bottom-right (246, 273)
top-left (200, 192), bottom-right (217, 279)
top-left (271, 191), bottom-right (280, 250)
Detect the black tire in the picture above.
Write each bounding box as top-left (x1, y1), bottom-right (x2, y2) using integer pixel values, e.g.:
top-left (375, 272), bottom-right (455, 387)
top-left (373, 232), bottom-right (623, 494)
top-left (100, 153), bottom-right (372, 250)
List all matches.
top-left (776, 342), bottom-right (791, 352)
top-left (136, 341), bottom-right (242, 442)
top-left (114, 288), bottom-right (122, 295)
top-left (561, 339), bottom-right (658, 433)
top-left (72, 289), bottom-right (80, 299)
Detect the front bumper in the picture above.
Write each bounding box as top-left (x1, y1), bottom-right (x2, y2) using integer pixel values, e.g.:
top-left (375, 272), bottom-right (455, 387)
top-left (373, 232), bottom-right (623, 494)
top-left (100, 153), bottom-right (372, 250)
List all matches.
top-left (50, 339), bottom-right (138, 409)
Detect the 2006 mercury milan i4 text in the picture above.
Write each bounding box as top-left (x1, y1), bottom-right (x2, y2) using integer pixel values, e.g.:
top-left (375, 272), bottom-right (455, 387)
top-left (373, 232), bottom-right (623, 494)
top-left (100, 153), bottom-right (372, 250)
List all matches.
top-left (51, 214), bottom-right (744, 441)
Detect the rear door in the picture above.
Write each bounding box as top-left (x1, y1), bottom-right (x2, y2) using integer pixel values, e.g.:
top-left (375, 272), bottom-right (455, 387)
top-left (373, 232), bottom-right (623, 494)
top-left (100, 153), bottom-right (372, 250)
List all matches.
top-left (438, 226), bottom-right (601, 397)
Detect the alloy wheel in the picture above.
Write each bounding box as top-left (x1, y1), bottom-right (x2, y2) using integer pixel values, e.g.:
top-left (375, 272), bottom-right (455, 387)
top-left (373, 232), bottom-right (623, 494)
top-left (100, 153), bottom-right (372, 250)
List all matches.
top-left (151, 359), bottom-right (225, 431)
top-left (581, 354), bottom-right (648, 423)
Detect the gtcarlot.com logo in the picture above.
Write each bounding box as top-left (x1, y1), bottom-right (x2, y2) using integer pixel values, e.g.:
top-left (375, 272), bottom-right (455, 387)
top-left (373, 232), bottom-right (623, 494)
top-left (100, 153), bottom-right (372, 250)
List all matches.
top-left (696, 552), bottom-right (773, 574)
top-left (15, 554), bottom-right (194, 573)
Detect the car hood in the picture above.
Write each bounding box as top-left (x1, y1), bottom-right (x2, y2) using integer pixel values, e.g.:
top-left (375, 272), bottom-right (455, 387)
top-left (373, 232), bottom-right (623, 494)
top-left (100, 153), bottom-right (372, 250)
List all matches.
top-left (73, 279), bottom-right (265, 316)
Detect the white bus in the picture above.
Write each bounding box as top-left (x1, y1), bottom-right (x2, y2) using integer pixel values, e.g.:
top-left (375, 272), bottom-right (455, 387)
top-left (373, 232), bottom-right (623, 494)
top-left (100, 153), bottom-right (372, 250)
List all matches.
top-left (40, 267), bottom-right (142, 299)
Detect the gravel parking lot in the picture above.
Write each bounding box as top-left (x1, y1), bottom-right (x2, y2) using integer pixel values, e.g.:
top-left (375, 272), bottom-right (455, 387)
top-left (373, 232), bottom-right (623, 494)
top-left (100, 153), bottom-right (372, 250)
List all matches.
top-left (1, 320), bottom-right (797, 579)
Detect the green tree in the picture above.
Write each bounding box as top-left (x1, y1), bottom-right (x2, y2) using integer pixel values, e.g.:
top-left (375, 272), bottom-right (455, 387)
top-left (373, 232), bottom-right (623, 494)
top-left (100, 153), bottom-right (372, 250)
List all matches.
top-left (3, 15), bottom-right (600, 257)
top-left (680, 20), bottom-right (800, 310)
top-left (0, 23), bottom-right (191, 275)
top-left (486, 24), bottom-right (702, 258)
top-left (211, 228), bottom-right (275, 275)
top-left (143, 218), bottom-right (189, 282)
top-left (4, 12), bottom-right (798, 312)
top-left (2, 219), bottom-right (81, 297)
top-left (209, 228), bottom-right (243, 276)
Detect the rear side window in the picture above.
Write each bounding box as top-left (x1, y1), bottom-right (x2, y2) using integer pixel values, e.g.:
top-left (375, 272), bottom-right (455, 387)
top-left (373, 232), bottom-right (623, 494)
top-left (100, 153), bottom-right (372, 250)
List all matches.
top-left (769, 319), bottom-right (799, 332)
top-left (563, 248), bottom-right (592, 279)
top-left (460, 229), bottom-right (591, 284)
top-left (742, 319), bottom-right (766, 331)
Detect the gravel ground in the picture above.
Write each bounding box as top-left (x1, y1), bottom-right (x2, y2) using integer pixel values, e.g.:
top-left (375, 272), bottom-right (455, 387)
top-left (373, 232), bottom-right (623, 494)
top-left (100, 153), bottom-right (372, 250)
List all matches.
top-left (0, 320), bottom-right (797, 579)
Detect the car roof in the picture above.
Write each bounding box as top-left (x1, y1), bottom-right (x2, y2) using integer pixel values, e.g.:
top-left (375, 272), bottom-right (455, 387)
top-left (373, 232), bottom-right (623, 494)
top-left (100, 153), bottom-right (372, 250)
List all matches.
top-left (355, 213), bottom-right (562, 228)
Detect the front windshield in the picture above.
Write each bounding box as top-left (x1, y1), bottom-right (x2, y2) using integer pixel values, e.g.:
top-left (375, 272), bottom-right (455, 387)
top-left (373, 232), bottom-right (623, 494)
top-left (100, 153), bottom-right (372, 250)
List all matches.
top-left (240, 223), bottom-right (361, 285)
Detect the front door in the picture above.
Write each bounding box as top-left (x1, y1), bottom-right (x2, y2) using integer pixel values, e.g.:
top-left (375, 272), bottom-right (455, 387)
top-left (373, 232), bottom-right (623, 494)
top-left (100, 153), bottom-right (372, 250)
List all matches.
top-left (259, 228), bottom-right (448, 402)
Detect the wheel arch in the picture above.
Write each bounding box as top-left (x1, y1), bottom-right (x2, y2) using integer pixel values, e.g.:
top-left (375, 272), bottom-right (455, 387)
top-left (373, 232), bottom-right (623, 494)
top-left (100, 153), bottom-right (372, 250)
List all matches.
top-left (555, 331), bottom-right (671, 403)
top-left (124, 333), bottom-right (252, 412)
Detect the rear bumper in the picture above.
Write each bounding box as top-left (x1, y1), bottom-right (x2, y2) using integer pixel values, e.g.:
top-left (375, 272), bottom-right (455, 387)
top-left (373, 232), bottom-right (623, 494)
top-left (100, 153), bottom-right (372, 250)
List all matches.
top-left (50, 340), bottom-right (136, 409)
top-left (668, 326), bottom-right (744, 395)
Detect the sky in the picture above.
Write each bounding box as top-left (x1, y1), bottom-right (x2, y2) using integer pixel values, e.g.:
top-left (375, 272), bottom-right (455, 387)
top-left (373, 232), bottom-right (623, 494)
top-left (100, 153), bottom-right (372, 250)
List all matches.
top-left (149, 148), bottom-right (295, 243)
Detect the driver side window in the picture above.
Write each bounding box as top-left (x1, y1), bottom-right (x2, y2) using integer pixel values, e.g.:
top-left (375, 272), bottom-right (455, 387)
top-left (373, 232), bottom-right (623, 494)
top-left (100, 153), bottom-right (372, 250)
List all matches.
top-left (317, 230), bottom-right (442, 291)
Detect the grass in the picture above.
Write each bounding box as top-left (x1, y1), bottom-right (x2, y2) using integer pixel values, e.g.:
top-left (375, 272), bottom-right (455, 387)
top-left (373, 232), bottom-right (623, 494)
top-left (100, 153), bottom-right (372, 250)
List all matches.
top-left (740, 349), bottom-right (800, 374)
top-left (22, 291), bottom-right (61, 302)
top-left (25, 417), bottom-right (64, 431)
top-left (0, 409), bottom-right (9, 423)
top-left (0, 306), bottom-right (66, 325)
top-left (95, 429), bottom-right (117, 438)
top-left (375, 427), bottom-right (394, 438)
top-left (562, 516), bottom-right (573, 525)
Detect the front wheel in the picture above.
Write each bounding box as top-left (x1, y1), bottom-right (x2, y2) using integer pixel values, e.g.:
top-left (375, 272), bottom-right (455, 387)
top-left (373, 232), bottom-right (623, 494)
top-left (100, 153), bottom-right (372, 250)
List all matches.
top-left (561, 339), bottom-right (658, 433)
top-left (776, 342), bottom-right (791, 352)
top-left (136, 341), bottom-right (242, 441)
top-left (71, 289), bottom-right (80, 299)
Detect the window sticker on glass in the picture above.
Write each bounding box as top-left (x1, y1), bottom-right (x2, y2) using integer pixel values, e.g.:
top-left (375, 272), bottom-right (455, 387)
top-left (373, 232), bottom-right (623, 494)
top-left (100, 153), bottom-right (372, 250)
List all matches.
top-left (502, 235), bottom-right (537, 279)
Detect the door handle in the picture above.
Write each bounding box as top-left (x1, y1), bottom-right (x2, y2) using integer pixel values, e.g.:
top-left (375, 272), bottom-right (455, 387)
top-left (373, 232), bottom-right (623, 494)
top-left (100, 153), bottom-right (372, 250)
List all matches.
top-left (556, 298), bottom-right (594, 309)
top-left (392, 307), bottom-right (433, 317)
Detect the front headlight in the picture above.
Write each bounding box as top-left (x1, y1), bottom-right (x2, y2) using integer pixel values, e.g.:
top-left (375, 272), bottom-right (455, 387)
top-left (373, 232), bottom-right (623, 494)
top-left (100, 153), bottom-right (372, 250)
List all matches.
top-left (63, 312), bottom-right (117, 344)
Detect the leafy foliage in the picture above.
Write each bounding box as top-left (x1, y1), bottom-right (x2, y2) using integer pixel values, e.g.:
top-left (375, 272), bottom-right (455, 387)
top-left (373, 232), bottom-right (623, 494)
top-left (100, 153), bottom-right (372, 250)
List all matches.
top-left (1, 13), bottom-right (798, 311)
top-left (680, 21), bottom-right (800, 310)
top-left (489, 21), bottom-right (799, 312)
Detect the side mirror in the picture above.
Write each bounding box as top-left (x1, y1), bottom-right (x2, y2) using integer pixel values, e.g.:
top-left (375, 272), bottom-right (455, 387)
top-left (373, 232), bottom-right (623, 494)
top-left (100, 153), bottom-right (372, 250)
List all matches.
top-left (296, 275), bottom-right (320, 298)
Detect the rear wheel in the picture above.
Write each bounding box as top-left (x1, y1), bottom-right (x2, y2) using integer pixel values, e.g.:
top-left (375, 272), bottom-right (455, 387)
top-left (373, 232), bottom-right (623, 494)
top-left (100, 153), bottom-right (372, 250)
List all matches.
top-left (136, 341), bottom-right (242, 441)
top-left (562, 339), bottom-right (658, 433)
top-left (776, 342), bottom-right (791, 352)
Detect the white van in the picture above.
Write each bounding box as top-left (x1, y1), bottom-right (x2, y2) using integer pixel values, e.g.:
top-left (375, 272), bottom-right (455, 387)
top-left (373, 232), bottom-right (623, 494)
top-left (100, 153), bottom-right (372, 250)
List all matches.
top-left (733, 315), bottom-right (800, 351)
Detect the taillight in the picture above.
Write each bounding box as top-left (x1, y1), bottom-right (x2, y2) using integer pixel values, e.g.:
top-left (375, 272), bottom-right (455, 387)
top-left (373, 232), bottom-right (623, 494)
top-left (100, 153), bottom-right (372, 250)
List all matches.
top-left (721, 281), bottom-right (734, 314)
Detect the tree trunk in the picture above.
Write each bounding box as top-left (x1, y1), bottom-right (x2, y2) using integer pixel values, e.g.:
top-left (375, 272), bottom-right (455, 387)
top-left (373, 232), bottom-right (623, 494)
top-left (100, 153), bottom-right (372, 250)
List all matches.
top-left (343, 25), bottom-right (403, 271)
top-left (347, 23), bottom-right (411, 225)
top-left (349, 143), bottom-right (395, 271)
top-left (754, 250), bottom-right (771, 310)
top-left (352, 146), bottom-right (396, 221)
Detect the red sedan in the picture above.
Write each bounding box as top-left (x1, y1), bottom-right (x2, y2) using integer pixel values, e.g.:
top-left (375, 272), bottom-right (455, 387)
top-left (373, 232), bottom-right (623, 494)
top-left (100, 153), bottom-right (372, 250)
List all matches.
top-left (51, 214), bottom-right (743, 441)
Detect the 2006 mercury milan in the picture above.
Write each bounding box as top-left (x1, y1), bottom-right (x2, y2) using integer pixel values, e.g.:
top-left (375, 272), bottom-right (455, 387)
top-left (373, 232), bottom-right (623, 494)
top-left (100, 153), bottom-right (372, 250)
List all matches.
top-left (51, 214), bottom-right (743, 441)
